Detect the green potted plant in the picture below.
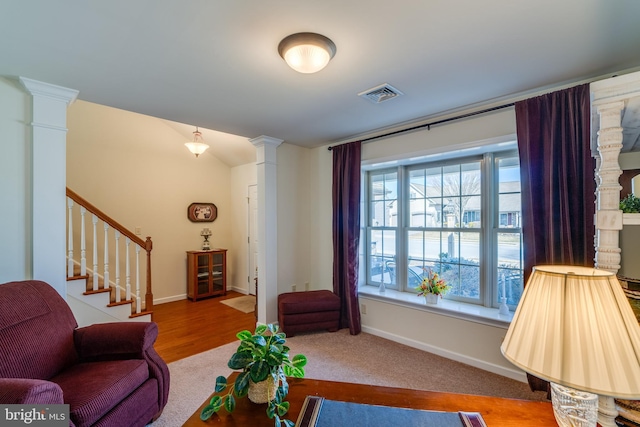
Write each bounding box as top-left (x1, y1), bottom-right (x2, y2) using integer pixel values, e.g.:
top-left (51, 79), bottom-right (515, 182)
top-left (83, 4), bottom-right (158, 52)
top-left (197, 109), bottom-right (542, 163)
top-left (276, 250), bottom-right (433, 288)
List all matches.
top-left (200, 323), bottom-right (307, 427)
top-left (620, 194), bottom-right (640, 213)
top-left (415, 268), bottom-right (451, 304)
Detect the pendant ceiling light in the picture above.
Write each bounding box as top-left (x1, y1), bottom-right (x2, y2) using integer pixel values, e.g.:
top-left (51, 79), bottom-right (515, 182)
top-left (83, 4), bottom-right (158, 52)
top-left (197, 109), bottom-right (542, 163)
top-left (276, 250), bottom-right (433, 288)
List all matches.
top-left (184, 127), bottom-right (209, 157)
top-left (278, 32), bottom-right (336, 74)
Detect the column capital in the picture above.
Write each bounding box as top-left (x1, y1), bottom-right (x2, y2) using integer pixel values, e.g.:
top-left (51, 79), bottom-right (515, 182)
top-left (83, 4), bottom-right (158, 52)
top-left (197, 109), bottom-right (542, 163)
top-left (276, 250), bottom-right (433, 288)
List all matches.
top-left (19, 77), bottom-right (78, 105)
top-left (249, 135), bottom-right (284, 149)
top-left (250, 136), bottom-right (283, 165)
top-left (591, 70), bottom-right (640, 105)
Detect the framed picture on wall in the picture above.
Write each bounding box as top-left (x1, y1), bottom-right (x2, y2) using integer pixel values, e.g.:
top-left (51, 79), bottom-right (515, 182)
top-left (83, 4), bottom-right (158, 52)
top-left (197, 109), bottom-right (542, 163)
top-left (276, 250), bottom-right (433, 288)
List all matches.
top-left (187, 203), bottom-right (217, 222)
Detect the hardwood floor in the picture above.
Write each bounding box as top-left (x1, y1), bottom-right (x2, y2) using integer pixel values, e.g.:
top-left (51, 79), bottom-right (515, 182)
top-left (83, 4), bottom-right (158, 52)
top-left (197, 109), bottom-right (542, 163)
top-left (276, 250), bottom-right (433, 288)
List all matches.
top-left (152, 291), bottom-right (256, 363)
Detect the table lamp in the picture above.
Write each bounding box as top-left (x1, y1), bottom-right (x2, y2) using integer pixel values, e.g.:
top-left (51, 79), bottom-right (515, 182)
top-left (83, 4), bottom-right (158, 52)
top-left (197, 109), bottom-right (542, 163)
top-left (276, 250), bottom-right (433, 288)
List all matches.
top-left (200, 228), bottom-right (212, 250)
top-left (500, 265), bottom-right (640, 427)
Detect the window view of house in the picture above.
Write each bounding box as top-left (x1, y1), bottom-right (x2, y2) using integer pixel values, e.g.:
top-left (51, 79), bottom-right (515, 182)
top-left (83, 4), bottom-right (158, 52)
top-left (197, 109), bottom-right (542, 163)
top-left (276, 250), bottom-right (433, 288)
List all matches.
top-left (496, 156), bottom-right (523, 306)
top-left (364, 150), bottom-right (523, 309)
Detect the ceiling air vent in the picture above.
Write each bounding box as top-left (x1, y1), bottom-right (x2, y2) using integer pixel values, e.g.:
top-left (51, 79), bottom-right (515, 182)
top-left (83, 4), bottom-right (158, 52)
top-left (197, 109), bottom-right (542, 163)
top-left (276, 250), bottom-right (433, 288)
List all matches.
top-left (358, 83), bottom-right (404, 104)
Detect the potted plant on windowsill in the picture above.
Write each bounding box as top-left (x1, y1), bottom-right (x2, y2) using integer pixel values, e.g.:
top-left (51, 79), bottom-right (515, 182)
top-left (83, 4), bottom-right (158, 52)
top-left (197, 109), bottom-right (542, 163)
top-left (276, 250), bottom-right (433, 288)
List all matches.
top-left (200, 323), bottom-right (307, 427)
top-left (415, 268), bottom-right (451, 304)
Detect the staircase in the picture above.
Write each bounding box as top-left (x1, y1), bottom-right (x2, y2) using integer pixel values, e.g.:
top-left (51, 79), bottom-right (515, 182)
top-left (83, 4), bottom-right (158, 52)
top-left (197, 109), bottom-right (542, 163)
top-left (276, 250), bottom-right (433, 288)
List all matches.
top-left (66, 188), bottom-right (154, 326)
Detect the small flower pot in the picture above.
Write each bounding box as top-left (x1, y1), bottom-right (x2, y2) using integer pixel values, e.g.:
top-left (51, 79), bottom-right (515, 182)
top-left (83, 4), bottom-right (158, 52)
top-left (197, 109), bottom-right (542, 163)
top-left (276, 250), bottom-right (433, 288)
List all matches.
top-left (425, 293), bottom-right (439, 305)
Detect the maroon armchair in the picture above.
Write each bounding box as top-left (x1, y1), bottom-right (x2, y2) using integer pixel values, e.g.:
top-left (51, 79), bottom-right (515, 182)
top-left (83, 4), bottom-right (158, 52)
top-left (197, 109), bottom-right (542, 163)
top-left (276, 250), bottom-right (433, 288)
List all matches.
top-left (0, 280), bottom-right (169, 427)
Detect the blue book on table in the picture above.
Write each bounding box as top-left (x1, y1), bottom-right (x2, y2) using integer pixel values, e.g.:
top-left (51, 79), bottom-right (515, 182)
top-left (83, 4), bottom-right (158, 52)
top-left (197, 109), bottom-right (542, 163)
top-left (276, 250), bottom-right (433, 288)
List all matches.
top-left (295, 396), bottom-right (488, 427)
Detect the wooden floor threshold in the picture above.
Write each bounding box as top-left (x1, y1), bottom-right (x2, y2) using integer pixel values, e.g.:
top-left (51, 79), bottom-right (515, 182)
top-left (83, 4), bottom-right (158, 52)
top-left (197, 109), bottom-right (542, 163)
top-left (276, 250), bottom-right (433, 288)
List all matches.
top-left (107, 299), bottom-right (134, 307)
top-left (130, 310), bottom-right (152, 318)
top-left (84, 288), bottom-right (111, 295)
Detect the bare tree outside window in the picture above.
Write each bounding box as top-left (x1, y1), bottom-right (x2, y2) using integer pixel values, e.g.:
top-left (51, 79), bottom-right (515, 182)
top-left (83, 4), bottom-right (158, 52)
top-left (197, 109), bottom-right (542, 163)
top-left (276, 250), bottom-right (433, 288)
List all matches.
top-left (426, 164), bottom-right (481, 228)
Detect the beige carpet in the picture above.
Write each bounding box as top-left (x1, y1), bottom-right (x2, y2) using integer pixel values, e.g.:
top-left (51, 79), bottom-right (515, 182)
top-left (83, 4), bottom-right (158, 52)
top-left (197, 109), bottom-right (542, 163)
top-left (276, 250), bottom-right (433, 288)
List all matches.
top-left (149, 329), bottom-right (546, 426)
top-left (219, 295), bottom-right (255, 313)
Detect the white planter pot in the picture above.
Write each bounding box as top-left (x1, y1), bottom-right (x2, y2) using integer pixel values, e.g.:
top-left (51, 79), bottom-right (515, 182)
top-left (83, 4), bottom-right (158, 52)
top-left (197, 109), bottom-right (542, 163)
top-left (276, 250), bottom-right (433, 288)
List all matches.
top-left (425, 293), bottom-right (439, 304)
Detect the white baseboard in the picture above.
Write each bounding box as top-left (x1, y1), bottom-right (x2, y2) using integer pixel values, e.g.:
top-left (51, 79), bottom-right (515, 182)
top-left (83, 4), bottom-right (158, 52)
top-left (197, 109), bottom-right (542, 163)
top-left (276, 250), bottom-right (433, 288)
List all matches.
top-left (228, 285), bottom-right (249, 295)
top-left (153, 287), bottom-right (251, 305)
top-left (154, 294), bottom-right (187, 305)
top-left (361, 325), bottom-right (527, 383)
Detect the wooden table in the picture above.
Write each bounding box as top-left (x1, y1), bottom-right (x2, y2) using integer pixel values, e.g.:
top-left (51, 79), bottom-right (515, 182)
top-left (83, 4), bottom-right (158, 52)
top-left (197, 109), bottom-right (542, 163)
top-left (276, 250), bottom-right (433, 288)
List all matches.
top-left (183, 373), bottom-right (558, 426)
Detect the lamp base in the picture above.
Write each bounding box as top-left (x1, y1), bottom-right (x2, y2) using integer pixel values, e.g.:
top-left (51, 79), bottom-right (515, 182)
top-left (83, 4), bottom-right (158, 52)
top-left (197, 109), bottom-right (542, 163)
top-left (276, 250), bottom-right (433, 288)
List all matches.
top-left (597, 396), bottom-right (619, 427)
top-left (550, 383), bottom-right (598, 427)
top-left (202, 234), bottom-right (211, 251)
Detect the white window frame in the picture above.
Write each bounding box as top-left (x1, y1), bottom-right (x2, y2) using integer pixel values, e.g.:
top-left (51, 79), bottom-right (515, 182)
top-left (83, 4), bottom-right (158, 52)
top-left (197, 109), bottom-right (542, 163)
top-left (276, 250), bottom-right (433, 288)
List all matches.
top-left (362, 149), bottom-right (522, 312)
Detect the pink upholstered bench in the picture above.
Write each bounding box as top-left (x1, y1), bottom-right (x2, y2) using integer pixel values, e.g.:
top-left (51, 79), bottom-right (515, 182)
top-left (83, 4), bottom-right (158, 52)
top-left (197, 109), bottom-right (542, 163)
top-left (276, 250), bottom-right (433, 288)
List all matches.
top-left (278, 290), bottom-right (341, 337)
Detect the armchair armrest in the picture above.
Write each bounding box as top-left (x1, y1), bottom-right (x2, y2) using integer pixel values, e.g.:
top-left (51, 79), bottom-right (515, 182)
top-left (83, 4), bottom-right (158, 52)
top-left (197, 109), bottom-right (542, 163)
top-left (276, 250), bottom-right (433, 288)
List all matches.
top-left (74, 322), bottom-right (158, 361)
top-left (0, 378), bottom-right (63, 404)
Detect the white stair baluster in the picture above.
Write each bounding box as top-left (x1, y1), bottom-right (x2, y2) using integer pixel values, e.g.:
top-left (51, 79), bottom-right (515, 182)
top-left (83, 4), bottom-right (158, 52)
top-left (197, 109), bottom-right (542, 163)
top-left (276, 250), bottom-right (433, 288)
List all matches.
top-left (125, 237), bottom-right (131, 301)
top-left (80, 207), bottom-right (87, 275)
top-left (115, 230), bottom-right (121, 303)
top-left (103, 223), bottom-right (110, 291)
top-left (135, 245), bottom-right (141, 313)
top-left (92, 215), bottom-right (98, 291)
top-left (66, 191), bottom-right (154, 320)
top-left (67, 198), bottom-right (74, 277)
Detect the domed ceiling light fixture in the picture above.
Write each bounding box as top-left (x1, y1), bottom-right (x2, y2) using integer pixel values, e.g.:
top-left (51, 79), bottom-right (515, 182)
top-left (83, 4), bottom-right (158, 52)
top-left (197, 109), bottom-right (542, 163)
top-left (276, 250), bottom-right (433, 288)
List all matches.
top-left (278, 32), bottom-right (336, 74)
top-left (185, 127), bottom-right (209, 158)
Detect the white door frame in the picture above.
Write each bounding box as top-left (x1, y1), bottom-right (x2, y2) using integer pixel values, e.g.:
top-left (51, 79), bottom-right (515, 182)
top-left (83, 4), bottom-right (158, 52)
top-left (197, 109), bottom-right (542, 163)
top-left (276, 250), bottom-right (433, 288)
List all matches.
top-left (247, 184), bottom-right (258, 296)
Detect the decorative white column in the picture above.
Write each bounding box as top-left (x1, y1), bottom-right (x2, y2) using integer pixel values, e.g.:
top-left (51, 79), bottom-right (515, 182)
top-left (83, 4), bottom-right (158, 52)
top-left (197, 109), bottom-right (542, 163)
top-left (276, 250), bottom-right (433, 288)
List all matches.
top-left (593, 100), bottom-right (624, 272)
top-left (19, 77), bottom-right (78, 297)
top-left (250, 135), bottom-right (283, 325)
top-left (590, 70), bottom-right (640, 427)
top-left (591, 71), bottom-right (640, 274)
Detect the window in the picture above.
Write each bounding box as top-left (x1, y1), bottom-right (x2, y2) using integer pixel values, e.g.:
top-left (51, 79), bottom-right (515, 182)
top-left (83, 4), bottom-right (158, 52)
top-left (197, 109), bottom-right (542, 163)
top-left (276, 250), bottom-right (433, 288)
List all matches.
top-left (369, 171), bottom-right (398, 288)
top-left (363, 151), bottom-right (523, 309)
top-left (496, 156), bottom-right (523, 306)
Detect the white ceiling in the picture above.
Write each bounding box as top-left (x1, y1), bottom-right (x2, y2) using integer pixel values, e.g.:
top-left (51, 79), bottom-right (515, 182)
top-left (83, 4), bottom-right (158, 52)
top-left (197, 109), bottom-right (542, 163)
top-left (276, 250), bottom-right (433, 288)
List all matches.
top-left (2, 0), bottom-right (640, 165)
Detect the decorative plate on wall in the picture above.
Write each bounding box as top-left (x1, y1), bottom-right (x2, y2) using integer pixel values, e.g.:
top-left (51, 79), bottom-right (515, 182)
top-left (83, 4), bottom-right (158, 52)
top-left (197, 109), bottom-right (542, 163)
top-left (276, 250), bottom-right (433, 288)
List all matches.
top-left (187, 203), bottom-right (217, 222)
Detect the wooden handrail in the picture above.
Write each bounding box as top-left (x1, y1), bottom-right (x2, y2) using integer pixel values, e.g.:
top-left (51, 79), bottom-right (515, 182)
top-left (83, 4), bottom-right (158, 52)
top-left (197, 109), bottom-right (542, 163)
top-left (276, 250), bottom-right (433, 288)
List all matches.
top-left (66, 188), bottom-right (147, 248)
top-left (66, 187), bottom-right (153, 314)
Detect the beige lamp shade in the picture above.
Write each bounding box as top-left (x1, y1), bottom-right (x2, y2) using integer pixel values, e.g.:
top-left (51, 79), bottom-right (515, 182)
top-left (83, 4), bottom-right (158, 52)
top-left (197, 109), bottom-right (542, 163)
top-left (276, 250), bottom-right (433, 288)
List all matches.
top-left (500, 265), bottom-right (640, 399)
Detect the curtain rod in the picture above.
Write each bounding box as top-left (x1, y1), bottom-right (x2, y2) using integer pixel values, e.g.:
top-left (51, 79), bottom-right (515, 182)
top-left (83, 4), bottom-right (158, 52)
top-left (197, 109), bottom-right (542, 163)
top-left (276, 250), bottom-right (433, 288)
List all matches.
top-left (327, 102), bottom-right (515, 151)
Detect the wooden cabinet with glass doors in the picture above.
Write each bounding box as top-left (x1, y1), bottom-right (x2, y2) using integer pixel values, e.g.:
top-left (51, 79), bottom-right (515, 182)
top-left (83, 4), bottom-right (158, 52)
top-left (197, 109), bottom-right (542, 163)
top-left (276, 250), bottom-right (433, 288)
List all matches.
top-left (187, 249), bottom-right (227, 301)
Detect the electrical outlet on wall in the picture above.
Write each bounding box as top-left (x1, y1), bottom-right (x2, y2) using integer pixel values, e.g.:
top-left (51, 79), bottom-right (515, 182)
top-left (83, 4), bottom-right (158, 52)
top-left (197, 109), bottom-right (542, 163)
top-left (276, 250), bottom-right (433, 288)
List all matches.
top-left (304, 282), bottom-right (310, 291)
top-left (292, 284), bottom-right (297, 292)
top-left (361, 304), bottom-right (367, 314)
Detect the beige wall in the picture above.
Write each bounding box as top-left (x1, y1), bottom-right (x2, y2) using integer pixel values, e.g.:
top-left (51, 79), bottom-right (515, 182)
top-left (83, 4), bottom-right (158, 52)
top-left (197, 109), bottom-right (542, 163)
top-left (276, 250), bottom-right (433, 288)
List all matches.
top-left (276, 143), bottom-right (313, 293)
top-left (274, 142), bottom-right (336, 294)
top-left (307, 145), bottom-right (335, 291)
top-left (66, 100), bottom-right (249, 302)
top-left (361, 108), bottom-right (516, 162)
top-left (0, 77), bottom-right (31, 283)
top-left (296, 107), bottom-right (525, 380)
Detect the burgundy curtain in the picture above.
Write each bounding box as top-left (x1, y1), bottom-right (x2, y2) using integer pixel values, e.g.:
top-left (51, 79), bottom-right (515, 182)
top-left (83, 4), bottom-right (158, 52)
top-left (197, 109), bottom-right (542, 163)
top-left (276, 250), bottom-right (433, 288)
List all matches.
top-left (332, 141), bottom-right (362, 335)
top-left (516, 84), bottom-right (595, 286)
